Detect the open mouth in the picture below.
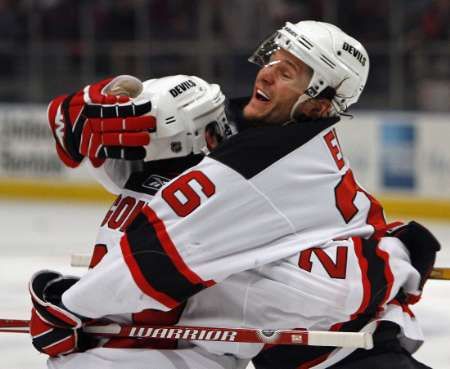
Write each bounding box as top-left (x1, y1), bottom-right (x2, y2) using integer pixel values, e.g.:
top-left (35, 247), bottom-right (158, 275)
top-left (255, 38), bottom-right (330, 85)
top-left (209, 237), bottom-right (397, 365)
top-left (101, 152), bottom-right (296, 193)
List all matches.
top-left (255, 89), bottom-right (270, 102)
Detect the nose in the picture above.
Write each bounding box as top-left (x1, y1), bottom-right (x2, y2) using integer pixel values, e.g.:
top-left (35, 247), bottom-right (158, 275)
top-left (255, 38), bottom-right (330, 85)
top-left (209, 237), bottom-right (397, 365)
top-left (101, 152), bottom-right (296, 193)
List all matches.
top-left (258, 64), bottom-right (276, 85)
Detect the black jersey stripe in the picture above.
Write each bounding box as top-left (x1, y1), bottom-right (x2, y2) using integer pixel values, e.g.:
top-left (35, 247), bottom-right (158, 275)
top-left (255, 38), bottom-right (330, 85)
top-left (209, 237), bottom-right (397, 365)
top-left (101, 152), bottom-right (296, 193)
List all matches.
top-left (359, 238), bottom-right (391, 314)
top-left (209, 116), bottom-right (339, 179)
top-left (120, 210), bottom-right (211, 308)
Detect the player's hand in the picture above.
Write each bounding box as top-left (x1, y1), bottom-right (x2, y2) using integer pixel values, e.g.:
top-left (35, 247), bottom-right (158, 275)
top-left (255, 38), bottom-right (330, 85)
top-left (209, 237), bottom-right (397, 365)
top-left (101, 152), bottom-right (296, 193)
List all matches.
top-left (29, 270), bottom-right (97, 356)
top-left (47, 75), bottom-right (156, 168)
top-left (390, 221), bottom-right (441, 291)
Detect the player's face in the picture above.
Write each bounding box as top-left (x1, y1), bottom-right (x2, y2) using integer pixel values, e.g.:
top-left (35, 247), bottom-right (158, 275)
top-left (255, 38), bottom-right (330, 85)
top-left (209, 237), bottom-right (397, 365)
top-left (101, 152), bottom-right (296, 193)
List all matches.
top-left (243, 49), bottom-right (312, 124)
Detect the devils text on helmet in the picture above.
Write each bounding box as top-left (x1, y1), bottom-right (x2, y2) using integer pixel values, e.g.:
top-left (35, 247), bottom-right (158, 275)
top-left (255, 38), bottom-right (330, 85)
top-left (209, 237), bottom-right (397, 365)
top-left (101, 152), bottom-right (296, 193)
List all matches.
top-left (342, 42), bottom-right (367, 66)
top-left (169, 79), bottom-right (197, 98)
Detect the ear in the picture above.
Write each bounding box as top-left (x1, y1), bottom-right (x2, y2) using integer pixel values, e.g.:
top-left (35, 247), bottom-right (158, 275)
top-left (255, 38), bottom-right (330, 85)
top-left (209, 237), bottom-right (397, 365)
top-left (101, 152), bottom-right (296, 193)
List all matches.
top-left (205, 128), bottom-right (219, 151)
top-left (299, 98), bottom-right (332, 119)
top-left (315, 99), bottom-right (332, 117)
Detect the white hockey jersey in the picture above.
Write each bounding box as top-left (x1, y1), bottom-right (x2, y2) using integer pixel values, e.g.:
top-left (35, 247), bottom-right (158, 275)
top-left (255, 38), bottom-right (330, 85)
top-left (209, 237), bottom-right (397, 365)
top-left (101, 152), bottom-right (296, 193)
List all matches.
top-left (62, 115), bottom-right (423, 368)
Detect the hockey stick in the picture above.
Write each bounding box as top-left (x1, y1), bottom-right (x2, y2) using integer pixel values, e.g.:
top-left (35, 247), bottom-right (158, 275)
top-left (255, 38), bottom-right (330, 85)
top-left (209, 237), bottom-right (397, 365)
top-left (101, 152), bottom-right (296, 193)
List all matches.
top-left (429, 267), bottom-right (450, 280)
top-left (70, 253), bottom-right (91, 267)
top-left (70, 253), bottom-right (450, 280)
top-left (0, 319), bottom-right (373, 349)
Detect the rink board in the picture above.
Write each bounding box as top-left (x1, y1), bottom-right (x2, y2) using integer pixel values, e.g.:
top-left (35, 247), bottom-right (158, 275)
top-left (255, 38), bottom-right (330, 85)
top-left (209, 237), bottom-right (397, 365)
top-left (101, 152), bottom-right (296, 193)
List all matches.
top-left (0, 105), bottom-right (449, 219)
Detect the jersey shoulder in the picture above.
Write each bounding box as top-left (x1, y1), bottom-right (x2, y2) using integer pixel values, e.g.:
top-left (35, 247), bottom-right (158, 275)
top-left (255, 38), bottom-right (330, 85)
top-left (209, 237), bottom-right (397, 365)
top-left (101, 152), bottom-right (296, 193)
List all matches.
top-left (209, 116), bottom-right (339, 179)
top-left (124, 154), bottom-right (203, 195)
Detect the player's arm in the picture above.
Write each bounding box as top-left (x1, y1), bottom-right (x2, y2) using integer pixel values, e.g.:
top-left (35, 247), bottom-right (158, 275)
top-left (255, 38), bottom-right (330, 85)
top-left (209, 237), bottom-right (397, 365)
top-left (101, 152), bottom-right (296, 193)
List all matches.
top-left (57, 155), bottom-right (298, 318)
top-left (27, 155), bottom-right (293, 355)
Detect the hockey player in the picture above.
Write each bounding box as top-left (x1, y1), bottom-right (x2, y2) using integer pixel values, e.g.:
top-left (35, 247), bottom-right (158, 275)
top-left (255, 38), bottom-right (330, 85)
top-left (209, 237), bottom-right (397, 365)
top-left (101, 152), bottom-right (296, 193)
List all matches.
top-left (31, 21), bottom-right (439, 369)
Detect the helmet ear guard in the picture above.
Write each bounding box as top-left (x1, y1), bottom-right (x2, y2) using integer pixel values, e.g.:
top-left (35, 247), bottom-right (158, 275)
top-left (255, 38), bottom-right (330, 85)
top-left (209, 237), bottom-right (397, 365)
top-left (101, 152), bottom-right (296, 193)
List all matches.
top-left (249, 21), bottom-right (369, 116)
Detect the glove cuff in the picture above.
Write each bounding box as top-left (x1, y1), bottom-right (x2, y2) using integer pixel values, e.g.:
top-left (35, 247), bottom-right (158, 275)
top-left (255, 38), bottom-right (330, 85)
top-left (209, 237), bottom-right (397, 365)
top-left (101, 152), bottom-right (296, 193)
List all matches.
top-left (391, 221), bottom-right (441, 253)
top-left (47, 95), bottom-right (84, 167)
top-left (30, 270), bottom-right (84, 329)
top-left (390, 221), bottom-right (441, 290)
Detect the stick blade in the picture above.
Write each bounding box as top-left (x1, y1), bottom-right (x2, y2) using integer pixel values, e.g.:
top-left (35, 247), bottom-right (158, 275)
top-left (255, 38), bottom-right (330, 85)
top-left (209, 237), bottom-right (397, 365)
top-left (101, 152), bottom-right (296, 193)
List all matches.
top-left (307, 331), bottom-right (373, 349)
top-left (430, 268), bottom-right (450, 280)
top-left (70, 254), bottom-right (91, 268)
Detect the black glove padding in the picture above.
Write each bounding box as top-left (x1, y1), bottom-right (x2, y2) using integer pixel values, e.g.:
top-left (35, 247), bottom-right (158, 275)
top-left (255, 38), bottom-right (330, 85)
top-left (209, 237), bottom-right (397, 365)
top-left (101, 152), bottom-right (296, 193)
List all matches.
top-left (390, 221), bottom-right (441, 290)
top-left (29, 270), bottom-right (98, 356)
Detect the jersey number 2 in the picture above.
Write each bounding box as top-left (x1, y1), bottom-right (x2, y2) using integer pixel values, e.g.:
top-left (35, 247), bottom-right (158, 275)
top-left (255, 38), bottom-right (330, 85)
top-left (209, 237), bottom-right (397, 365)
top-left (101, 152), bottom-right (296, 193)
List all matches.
top-left (298, 247), bottom-right (348, 279)
top-left (162, 171), bottom-right (216, 217)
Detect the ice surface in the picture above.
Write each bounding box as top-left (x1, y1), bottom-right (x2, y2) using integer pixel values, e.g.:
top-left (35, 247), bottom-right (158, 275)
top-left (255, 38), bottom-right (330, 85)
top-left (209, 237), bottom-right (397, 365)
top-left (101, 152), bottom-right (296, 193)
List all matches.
top-left (0, 200), bottom-right (449, 369)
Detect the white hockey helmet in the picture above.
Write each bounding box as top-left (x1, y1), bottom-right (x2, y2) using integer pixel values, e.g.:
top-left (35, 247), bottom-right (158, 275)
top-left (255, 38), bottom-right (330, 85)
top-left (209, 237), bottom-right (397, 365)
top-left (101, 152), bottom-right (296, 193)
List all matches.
top-left (131, 75), bottom-right (235, 161)
top-left (249, 20), bottom-right (370, 115)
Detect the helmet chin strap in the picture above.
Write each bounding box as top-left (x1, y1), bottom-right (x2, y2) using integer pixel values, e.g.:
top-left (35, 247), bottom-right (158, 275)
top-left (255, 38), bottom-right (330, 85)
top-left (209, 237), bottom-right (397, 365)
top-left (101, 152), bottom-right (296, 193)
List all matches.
top-left (288, 93), bottom-right (311, 122)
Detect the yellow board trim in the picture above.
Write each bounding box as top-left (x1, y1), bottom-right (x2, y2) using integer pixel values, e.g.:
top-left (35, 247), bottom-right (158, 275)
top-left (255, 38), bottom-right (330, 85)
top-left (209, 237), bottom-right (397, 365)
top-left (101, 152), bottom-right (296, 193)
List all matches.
top-left (0, 180), bottom-right (450, 220)
top-left (379, 195), bottom-right (450, 221)
top-left (0, 179), bottom-right (115, 203)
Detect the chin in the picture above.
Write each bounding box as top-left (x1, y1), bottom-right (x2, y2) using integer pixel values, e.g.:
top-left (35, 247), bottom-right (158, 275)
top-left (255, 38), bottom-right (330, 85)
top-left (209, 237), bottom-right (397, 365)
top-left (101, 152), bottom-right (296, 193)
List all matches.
top-left (243, 103), bottom-right (263, 122)
top-left (243, 104), bottom-right (255, 120)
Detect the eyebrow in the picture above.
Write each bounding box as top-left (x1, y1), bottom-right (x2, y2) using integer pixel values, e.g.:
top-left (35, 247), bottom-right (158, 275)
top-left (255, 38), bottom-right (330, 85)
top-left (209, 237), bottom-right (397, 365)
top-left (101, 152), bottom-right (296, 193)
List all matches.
top-left (283, 59), bottom-right (300, 73)
top-left (269, 52), bottom-right (302, 74)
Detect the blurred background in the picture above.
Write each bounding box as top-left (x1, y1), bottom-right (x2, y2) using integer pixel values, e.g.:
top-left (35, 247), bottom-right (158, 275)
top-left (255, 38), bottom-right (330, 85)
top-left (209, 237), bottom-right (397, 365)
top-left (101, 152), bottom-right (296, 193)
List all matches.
top-left (0, 0), bottom-right (448, 110)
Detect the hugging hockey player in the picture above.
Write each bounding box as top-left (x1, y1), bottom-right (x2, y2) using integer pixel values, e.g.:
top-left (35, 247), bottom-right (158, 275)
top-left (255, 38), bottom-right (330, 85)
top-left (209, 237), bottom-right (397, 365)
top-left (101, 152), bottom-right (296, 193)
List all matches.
top-left (34, 21), bottom-right (439, 369)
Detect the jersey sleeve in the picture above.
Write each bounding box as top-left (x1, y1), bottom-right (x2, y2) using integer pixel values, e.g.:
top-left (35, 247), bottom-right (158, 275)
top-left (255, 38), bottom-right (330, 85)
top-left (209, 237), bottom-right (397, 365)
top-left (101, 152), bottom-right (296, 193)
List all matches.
top-left (83, 159), bottom-right (143, 194)
top-left (62, 156), bottom-right (298, 318)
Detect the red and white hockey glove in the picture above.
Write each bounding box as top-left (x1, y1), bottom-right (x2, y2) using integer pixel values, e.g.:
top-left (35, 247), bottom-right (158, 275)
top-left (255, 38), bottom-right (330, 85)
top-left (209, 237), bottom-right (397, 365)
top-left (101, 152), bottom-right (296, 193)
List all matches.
top-left (29, 270), bottom-right (98, 356)
top-left (47, 76), bottom-right (156, 168)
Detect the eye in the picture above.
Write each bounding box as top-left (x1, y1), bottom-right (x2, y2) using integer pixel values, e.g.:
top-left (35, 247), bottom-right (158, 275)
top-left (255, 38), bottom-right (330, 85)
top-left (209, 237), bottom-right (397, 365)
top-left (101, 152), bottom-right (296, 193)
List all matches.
top-left (280, 69), bottom-right (295, 80)
top-left (277, 64), bottom-right (295, 79)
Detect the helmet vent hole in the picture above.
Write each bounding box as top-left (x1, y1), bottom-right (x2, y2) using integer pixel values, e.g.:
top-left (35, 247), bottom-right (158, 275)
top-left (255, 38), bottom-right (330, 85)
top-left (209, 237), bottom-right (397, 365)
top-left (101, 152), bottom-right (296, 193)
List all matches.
top-left (297, 38), bottom-right (312, 50)
top-left (165, 116), bottom-right (176, 124)
top-left (171, 142), bottom-right (182, 153)
top-left (299, 36), bottom-right (313, 49)
top-left (320, 55), bottom-right (336, 69)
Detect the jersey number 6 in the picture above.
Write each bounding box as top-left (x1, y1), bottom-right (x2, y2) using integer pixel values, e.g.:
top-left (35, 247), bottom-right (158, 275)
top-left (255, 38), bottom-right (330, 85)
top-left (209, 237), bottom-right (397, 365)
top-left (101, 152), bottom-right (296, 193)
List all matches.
top-left (162, 171), bottom-right (216, 217)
